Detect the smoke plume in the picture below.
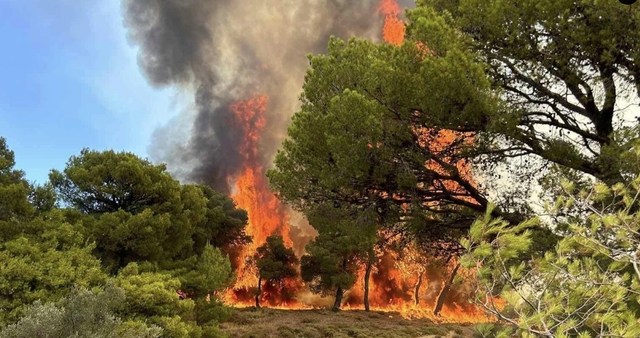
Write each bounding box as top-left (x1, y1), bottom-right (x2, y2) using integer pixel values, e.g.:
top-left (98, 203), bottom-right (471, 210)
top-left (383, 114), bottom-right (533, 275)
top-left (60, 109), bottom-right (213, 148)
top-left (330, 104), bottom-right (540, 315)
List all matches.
top-left (123, 0), bottom-right (411, 192)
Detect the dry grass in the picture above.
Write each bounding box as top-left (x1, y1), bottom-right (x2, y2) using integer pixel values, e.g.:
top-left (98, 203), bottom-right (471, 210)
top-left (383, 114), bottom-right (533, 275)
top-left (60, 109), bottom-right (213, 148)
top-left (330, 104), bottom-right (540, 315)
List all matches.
top-left (220, 308), bottom-right (477, 338)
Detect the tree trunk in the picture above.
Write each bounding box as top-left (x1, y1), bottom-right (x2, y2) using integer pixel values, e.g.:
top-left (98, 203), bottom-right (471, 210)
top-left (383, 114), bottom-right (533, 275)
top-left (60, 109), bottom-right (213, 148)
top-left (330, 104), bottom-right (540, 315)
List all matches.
top-left (414, 271), bottom-right (424, 305)
top-left (434, 263), bottom-right (460, 316)
top-left (255, 276), bottom-right (262, 308)
top-left (364, 257), bottom-right (373, 311)
top-left (332, 286), bottom-right (343, 312)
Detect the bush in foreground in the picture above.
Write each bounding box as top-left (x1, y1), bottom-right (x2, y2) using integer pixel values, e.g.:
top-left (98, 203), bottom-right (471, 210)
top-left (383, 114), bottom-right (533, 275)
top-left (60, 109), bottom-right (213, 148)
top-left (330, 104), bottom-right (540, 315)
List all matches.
top-left (463, 172), bottom-right (640, 337)
top-left (0, 284), bottom-right (161, 338)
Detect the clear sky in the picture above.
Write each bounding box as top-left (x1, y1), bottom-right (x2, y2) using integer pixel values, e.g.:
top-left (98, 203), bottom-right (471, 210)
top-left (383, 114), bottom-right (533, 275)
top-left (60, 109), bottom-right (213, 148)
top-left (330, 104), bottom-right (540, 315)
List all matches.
top-left (0, 0), bottom-right (177, 185)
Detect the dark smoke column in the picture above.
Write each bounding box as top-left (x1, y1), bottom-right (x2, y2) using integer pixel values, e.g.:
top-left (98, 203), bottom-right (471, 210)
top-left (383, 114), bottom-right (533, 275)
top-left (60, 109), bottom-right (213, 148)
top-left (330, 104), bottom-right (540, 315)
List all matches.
top-left (122, 0), bottom-right (414, 191)
top-left (123, 0), bottom-right (242, 192)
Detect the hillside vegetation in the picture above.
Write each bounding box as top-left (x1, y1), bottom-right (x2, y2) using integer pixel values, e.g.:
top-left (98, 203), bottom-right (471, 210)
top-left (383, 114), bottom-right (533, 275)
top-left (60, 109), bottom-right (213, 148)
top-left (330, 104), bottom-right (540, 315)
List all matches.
top-left (2, 0), bottom-right (640, 337)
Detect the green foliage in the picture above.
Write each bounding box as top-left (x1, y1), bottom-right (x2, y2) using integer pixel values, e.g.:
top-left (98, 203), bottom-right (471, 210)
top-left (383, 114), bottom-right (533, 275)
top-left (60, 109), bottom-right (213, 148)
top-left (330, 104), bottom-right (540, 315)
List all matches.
top-left (28, 182), bottom-right (58, 215)
top-left (49, 148), bottom-right (182, 215)
top-left (267, 37), bottom-right (485, 295)
top-left (0, 137), bottom-right (34, 221)
top-left (462, 176), bottom-right (640, 336)
top-left (177, 243), bottom-right (234, 300)
top-left (115, 263), bottom-right (204, 338)
top-left (189, 184), bottom-right (250, 253)
top-left (0, 145), bottom-right (238, 336)
top-left (89, 208), bottom-right (174, 270)
top-left (48, 149), bottom-right (183, 271)
top-left (50, 150), bottom-right (248, 278)
top-left (253, 235), bottom-right (299, 305)
top-left (267, 36), bottom-right (492, 232)
top-left (301, 204), bottom-right (377, 299)
top-left (0, 262), bottom-right (231, 338)
top-left (408, 0), bottom-right (640, 185)
top-left (44, 149), bottom-right (245, 329)
top-left (167, 243), bottom-right (233, 326)
top-left (0, 284), bottom-right (162, 338)
top-left (255, 235), bottom-right (298, 283)
top-left (0, 209), bottom-right (107, 326)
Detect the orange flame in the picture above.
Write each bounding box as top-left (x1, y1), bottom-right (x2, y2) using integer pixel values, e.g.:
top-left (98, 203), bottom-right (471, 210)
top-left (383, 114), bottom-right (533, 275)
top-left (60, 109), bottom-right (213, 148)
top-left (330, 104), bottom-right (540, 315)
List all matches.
top-left (337, 0), bottom-right (489, 322)
top-left (417, 127), bottom-right (478, 206)
top-left (341, 234), bottom-right (493, 323)
top-left (223, 95), bottom-right (300, 305)
top-left (380, 0), bottom-right (478, 207)
top-left (220, 0), bottom-right (494, 322)
top-left (378, 0), bottom-right (406, 46)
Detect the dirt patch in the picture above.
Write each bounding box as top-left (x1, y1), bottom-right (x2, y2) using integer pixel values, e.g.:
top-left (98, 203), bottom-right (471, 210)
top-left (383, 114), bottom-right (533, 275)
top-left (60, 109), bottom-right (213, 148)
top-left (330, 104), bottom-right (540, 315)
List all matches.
top-left (220, 308), bottom-right (477, 338)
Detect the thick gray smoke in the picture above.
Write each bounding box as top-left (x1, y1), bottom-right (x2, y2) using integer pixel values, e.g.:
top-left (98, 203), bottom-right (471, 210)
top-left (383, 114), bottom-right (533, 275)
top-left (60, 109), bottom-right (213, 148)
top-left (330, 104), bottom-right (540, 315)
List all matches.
top-left (123, 0), bottom-right (414, 253)
top-left (123, 0), bottom-right (412, 192)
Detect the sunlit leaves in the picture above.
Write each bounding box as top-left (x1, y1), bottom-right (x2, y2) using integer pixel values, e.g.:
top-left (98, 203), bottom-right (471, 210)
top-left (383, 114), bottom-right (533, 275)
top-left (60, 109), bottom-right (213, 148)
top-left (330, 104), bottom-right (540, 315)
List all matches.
top-left (0, 285), bottom-right (162, 338)
top-left (463, 174), bottom-right (640, 337)
top-left (0, 214), bottom-right (106, 325)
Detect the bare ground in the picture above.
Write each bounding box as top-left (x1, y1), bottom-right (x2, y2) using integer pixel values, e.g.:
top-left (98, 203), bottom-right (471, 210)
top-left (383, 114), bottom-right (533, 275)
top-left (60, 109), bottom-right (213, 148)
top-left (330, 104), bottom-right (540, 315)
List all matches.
top-left (220, 308), bottom-right (478, 338)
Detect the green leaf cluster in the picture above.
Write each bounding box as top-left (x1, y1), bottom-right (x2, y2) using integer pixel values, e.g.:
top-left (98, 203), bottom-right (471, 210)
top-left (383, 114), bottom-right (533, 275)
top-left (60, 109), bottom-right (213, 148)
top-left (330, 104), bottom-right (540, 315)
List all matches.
top-left (0, 139), bottom-right (242, 337)
top-left (254, 235), bottom-right (298, 284)
top-left (49, 149), bottom-right (248, 275)
top-left (0, 284), bottom-right (162, 338)
top-left (462, 175), bottom-right (640, 337)
top-left (0, 209), bottom-right (106, 325)
top-left (300, 204), bottom-right (378, 301)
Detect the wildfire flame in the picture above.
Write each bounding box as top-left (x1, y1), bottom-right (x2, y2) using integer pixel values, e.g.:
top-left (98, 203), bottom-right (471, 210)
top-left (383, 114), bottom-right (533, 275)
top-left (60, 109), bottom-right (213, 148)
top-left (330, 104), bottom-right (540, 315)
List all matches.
top-left (378, 0), bottom-right (406, 46)
top-left (220, 0), bottom-right (495, 323)
top-left (222, 95), bottom-right (301, 305)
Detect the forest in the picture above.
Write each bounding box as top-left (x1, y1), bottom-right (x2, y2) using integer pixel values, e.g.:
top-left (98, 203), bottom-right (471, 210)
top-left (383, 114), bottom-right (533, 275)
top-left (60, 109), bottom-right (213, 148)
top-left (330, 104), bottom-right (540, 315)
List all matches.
top-left (1, 0), bottom-right (640, 337)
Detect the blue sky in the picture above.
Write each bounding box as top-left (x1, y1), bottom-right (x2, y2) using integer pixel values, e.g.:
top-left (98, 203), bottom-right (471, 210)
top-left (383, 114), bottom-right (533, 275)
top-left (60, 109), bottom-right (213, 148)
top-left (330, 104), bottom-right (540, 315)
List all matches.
top-left (0, 0), bottom-right (178, 185)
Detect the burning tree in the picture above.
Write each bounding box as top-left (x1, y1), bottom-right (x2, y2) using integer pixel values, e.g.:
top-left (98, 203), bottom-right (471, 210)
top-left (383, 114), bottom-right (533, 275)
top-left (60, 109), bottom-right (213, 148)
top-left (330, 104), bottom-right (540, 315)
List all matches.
top-left (394, 239), bottom-right (460, 309)
top-left (121, 0), bottom-right (490, 318)
top-left (300, 203), bottom-right (378, 311)
top-left (267, 37), bottom-right (488, 313)
top-left (251, 235), bottom-right (299, 308)
top-left (269, 0), bottom-right (640, 319)
top-left (271, 0), bottom-right (640, 231)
